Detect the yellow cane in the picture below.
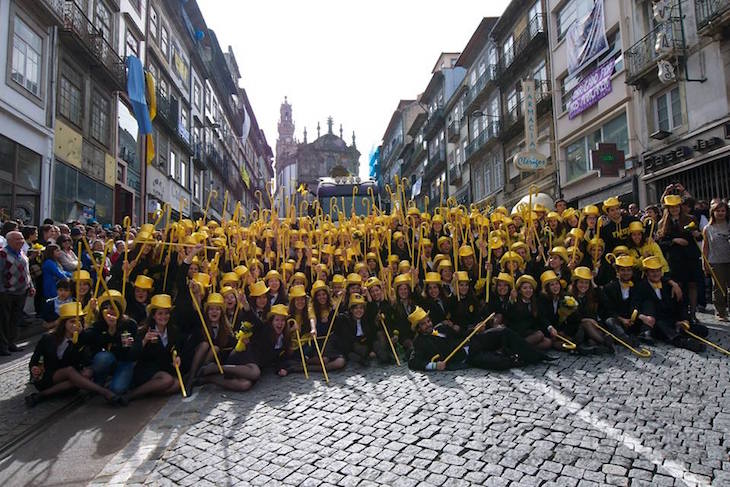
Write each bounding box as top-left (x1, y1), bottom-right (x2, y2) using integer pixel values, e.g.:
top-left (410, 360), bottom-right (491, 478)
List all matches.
top-left (121, 216), bottom-right (131, 298)
top-left (679, 321), bottom-right (730, 355)
top-left (311, 328), bottom-right (329, 383)
top-left (188, 286), bottom-right (224, 374)
top-left (593, 321), bottom-right (651, 358)
top-left (321, 295), bottom-right (343, 353)
top-left (172, 349), bottom-right (187, 397)
top-left (289, 318), bottom-right (309, 379)
top-left (378, 313), bottom-right (401, 366)
top-left (442, 313), bottom-right (495, 364)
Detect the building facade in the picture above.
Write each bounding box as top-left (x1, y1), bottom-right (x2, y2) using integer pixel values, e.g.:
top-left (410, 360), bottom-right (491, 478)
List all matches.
top-left (379, 99), bottom-right (423, 208)
top-left (549, 0), bottom-right (638, 207)
top-left (275, 99), bottom-right (360, 213)
top-left (0, 0), bottom-right (61, 224)
top-left (629, 0), bottom-right (730, 203)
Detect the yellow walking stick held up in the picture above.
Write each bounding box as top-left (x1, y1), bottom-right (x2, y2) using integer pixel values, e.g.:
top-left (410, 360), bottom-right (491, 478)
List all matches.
top-left (121, 216), bottom-right (131, 299)
top-left (188, 286), bottom-right (224, 374)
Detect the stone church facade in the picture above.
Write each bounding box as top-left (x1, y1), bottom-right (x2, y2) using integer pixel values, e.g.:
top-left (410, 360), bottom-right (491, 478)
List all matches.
top-left (275, 98), bottom-right (360, 213)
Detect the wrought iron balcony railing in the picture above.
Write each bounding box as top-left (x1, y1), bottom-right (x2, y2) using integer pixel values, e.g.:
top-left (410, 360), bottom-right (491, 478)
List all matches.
top-left (465, 121), bottom-right (501, 160)
top-left (423, 108), bottom-right (445, 140)
top-left (465, 64), bottom-right (498, 112)
top-left (497, 13), bottom-right (547, 81)
top-left (61, 1), bottom-right (126, 90)
top-left (625, 18), bottom-right (685, 85)
top-left (696, 0), bottom-right (730, 32)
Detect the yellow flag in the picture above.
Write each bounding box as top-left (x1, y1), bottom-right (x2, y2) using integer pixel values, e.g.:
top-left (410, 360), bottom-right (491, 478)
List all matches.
top-left (146, 133), bottom-right (155, 165)
top-left (145, 71), bottom-right (156, 122)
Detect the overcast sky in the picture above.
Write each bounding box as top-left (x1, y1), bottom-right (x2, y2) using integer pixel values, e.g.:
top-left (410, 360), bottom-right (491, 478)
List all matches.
top-left (197, 0), bottom-right (511, 178)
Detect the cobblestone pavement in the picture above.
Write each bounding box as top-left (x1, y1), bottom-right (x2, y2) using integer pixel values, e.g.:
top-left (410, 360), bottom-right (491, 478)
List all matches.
top-left (88, 315), bottom-right (730, 486)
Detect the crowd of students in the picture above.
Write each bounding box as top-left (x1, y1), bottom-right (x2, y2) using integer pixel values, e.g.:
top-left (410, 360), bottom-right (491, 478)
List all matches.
top-left (0, 183), bottom-right (728, 408)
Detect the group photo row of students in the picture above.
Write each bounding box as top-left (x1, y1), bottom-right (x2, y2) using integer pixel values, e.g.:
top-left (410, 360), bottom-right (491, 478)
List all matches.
top-left (2, 184), bottom-right (727, 407)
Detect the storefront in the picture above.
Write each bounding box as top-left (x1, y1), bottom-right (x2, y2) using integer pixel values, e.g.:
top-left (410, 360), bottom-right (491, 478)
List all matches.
top-left (642, 124), bottom-right (730, 203)
top-left (0, 134), bottom-right (42, 224)
top-left (52, 160), bottom-right (114, 224)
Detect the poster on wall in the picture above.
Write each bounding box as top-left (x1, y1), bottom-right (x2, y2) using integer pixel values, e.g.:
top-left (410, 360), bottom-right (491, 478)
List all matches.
top-left (567, 0), bottom-right (609, 76)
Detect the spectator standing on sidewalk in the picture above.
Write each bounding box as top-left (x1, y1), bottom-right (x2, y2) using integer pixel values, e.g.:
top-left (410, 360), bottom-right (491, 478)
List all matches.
top-left (0, 231), bottom-right (36, 355)
top-left (703, 200), bottom-right (730, 321)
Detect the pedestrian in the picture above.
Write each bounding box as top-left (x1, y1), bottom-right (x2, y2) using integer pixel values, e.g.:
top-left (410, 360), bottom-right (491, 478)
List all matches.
top-left (0, 230), bottom-right (36, 354)
top-left (42, 243), bottom-right (72, 300)
top-left (56, 234), bottom-right (80, 272)
top-left (703, 200), bottom-right (730, 321)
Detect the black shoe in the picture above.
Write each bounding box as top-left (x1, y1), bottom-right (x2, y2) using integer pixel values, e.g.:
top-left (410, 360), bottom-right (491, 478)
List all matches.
top-left (675, 337), bottom-right (705, 353)
top-left (0, 346), bottom-right (10, 356)
top-left (577, 344), bottom-right (597, 355)
top-left (8, 343), bottom-right (23, 352)
top-left (25, 393), bottom-right (41, 408)
top-left (541, 353), bottom-right (559, 362)
top-left (639, 330), bottom-right (654, 345)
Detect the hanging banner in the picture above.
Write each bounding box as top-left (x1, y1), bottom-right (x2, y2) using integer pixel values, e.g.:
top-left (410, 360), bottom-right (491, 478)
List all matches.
top-left (568, 57), bottom-right (615, 119)
top-left (514, 80), bottom-right (547, 171)
top-left (567, 0), bottom-right (609, 76)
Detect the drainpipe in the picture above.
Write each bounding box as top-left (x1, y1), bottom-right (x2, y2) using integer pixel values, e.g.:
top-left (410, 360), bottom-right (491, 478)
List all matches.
top-left (45, 25), bottom-right (59, 222)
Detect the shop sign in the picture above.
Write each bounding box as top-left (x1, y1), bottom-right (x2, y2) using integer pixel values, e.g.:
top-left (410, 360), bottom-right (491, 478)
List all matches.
top-left (591, 143), bottom-right (624, 177)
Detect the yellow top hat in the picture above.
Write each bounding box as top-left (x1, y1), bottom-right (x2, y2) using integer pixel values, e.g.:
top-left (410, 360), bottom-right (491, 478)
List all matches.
top-left (387, 255), bottom-right (400, 264)
top-left (571, 266), bottom-right (593, 281)
top-left (349, 293), bottom-right (366, 308)
top-left (365, 252), bottom-right (377, 261)
top-left (566, 246), bottom-right (584, 260)
top-left (455, 271), bottom-right (470, 282)
top-left (294, 241), bottom-right (306, 250)
top-left (562, 208), bottom-right (578, 220)
top-left (546, 211), bottom-right (562, 221)
top-left (628, 221), bottom-right (644, 233)
top-left (424, 272), bottom-right (441, 285)
top-left (540, 270), bottom-right (560, 289)
top-left (421, 238), bottom-right (432, 247)
top-left (332, 274), bottom-right (345, 285)
top-left (587, 237), bottom-right (605, 250)
top-left (568, 227), bottom-right (585, 240)
top-left (220, 286), bottom-right (236, 297)
top-left (193, 273), bottom-right (211, 288)
top-left (72, 270), bottom-right (91, 283)
top-left (663, 194), bottom-right (682, 206)
top-left (269, 304), bottom-right (289, 318)
top-left (282, 262), bottom-right (295, 274)
top-left (288, 285), bottom-right (307, 299)
top-left (583, 205), bottom-right (600, 217)
top-left (220, 272), bottom-right (239, 287)
top-left (59, 302), bottom-right (84, 320)
top-left (549, 246), bottom-right (570, 263)
top-left (364, 276), bottom-right (382, 289)
top-left (437, 259), bottom-right (453, 271)
top-left (612, 245), bottom-right (630, 256)
top-left (393, 273), bottom-right (412, 287)
top-left (207, 220), bottom-right (219, 229)
top-left (146, 294), bottom-right (173, 314)
top-left (603, 197), bottom-right (621, 211)
top-left (311, 280), bottom-right (329, 297)
top-left (495, 272), bottom-right (515, 288)
top-left (533, 203), bottom-right (547, 213)
top-left (407, 306), bottom-right (429, 331)
top-left (614, 255), bottom-right (634, 268)
top-left (432, 214), bottom-right (444, 224)
top-left (393, 231), bottom-right (404, 241)
top-left (499, 251), bottom-right (524, 266)
top-left (248, 280), bottom-right (270, 297)
top-left (346, 273), bottom-right (363, 286)
top-left (407, 207), bottom-right (420, 216)
top-left (458, 245), bottom-right (474, 258)
top-left (265, 270), bottom-right (282, 283)
top-left (489, 236), bottom-right (504, 250)
top-left (205, 292), bottom-right (225, 309)
top-left (134, 231), bottom-right (154, 244)
top-left (515, 274), bottom-right (538, 289)
top-left (98, 290), bottom-right (127, 313)
top-left (642, 256), bottom-right (663, 270)
top-left (510, 241), bottom-right (528, 252)
top-left (398, 260), bottom-right (411, 272)
top-left (140, 223), bottom-right (155, 234)
top-left (437, 236), bottom-right (451, 248)
top-left (249, 259), bottom-right (263, 271)
top-left (354, 262), bottom-right (367, 273)
top-left (133, 275), bottom-right (154, 290)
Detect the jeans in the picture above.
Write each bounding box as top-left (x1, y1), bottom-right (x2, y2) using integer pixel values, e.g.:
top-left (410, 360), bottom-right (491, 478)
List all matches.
top-left (91, 351), bottom-right (134, 394)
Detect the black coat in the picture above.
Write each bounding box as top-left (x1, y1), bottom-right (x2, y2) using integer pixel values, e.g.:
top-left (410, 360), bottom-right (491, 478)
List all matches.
top-left (30, 333), bottom-right (84, 375)
top-left (334, 312), bottom-right (375, 355)
top-left (599, 280), bottom-right (637, 321)
top-left (80, 318), bottom-right (139, 362)
top-left (408, 328), bottom-right (465, 371)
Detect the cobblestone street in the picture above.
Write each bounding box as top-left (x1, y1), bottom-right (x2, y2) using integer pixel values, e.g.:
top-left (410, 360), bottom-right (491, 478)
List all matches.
top-left (90, 314), bottom-right (730, 487)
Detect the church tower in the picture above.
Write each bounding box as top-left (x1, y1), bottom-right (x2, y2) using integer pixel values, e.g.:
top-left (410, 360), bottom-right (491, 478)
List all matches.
top-left (276, 97), bottom-right (298, 214)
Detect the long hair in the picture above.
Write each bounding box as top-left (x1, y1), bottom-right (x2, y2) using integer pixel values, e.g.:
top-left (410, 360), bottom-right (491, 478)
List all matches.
top-left (312, 290), bottom-right (332, 322)
top-left (708, 200), bottom-right (729, 225)
top-left (516, 283), bottom-right (538, 318)
top-left (205, 304), bottom-right (233, 348)
top-left (422, 282), bottom-right (447, 301)
top-left (567, 281), bottom-right (599, 316)
top-left (657, 207), bottom-right (693, 239)
top-left (268, 313), bottom-right (292, 351)
top-left (288, 295), bottom-right (310, 328)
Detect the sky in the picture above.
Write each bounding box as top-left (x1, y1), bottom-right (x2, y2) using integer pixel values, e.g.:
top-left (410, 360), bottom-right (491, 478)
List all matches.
top-left (197, 0), bottom-right (511, 178)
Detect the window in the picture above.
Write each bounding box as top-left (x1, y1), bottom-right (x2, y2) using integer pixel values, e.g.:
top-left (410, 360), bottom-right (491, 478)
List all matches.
top-left (507, 89), bottom-right (519, 114)
top-left (655, 87), bottom-right (682, 132)
top-left (194, 171), bottom-right (201, 201)
top-left (59, 65), bottom-right (82, 126)
top-left (53, 161), bottom-right (113, 224)
top-left (493, 155), bottom-right (503, 189)
top-left (181, 107), bottom-right (188, 129)
top-left (528, 0), bottom-right (543, 34)
top-left (94, 1), bottom-right (112, 41)
top-left (147, 63), bottom-right (157, 83)
top-left (565, 112), bottom-right (628, 181)
top-left (160, 25), bottom-right (169, 58)
top-left (484, 162), bottom-right (492, 195)
top-left (169, 149), bottom-right (176, 179)
top-left (149, 7), bottom-right (158, 39)
top-left (90, 91), bottom-right (110, 146)
top-left (0, 135), bottom-right (42, 224)
top-left (502, 35), bottom-right (514, 67)
top-left (193, 81), bottom-right (201, 109)
top-left (180, 155), bottom-right (187, 188)
top-left (125, 30), bottom-right (138, 58)
top-left (10, 16), bottom-right (42, 98)
top-left (533, 60), bottom-right (547, 92)
top-left (487, 45), bottom-right (497, 67)
top-left (159, 78), bottom-right (168, 98)
top-left (557, 0), bottom-right (593, 41)
top-left (205, 86), bottom-right (211, 110)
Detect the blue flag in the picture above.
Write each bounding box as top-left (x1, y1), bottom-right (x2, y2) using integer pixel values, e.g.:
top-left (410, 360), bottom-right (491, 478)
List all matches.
top-left (126, 56), bottom-right (152, 135)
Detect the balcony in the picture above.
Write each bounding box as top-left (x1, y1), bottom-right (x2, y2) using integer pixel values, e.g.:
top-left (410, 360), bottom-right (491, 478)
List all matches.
top-left (466, 121), bottom-right (501, 161)
top-left (500, 81), bottom-right (551, 141)
top-left (423, 108), bottom-right (445, 140)
top-left (60, 1), bottom-right (126, 91)
top-left (465, 65), bottom-right (498, 113)
top-left (497, 13), bottom-right (547, 83)
top-left (155, 91), bottom-right (177, 132)
top-left (33, 0), bottom-right (66, 25)
top-left (448, 164), bottom-right (462, 185)
top-left (447, 120), bottom-right (460, 142)
top-left (696, 0), bottom-right (730, 36)
top-left (193, 142), bottom-right (206, 169)
top-left (206, 144), bottom-right (224, 175)
top-left (626, 18), bottom-right (685, 86)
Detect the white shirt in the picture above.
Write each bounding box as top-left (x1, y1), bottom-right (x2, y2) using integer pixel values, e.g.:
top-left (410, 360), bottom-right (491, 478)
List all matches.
top-left (159, 328), bottom-right (169, 348)
top-left (57, 338), bottom-right (70, 359)
top-left (275, 334), bottom-right (284, 350)
top-left (355, 319), bottom-right (364, 337)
